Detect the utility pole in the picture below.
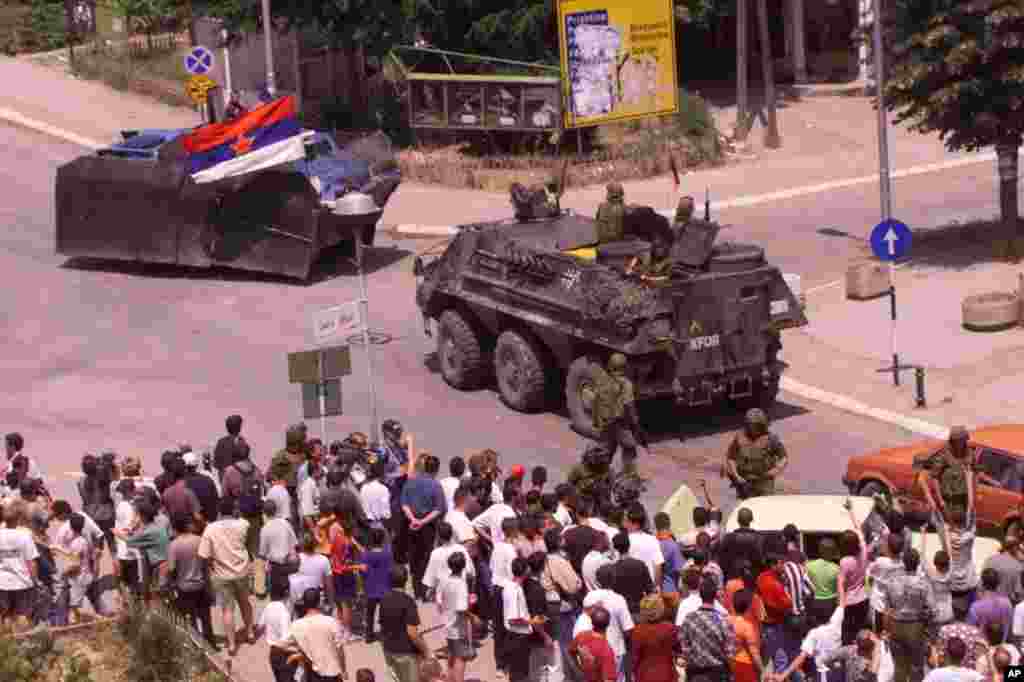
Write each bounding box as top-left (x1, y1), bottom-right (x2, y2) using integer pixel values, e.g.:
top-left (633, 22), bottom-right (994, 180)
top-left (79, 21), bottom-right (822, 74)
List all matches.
top-left (261, 0), bottom-right (276, 96)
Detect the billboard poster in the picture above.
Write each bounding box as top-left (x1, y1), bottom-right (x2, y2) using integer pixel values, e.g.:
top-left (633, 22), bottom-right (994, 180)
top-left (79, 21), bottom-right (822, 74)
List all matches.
top-left (557, 0), bottom-right (678, 128)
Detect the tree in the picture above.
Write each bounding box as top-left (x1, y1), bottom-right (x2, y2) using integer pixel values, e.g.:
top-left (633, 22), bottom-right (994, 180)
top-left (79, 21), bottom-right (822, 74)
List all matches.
top-left (885, 0), bottom-right (1024, 250)
top-left (754, 0), bottom-right (780, 147)
top-left (109, 0), bottom-right (177, 49)
top-left (412, 0), bottom-right (556, 65)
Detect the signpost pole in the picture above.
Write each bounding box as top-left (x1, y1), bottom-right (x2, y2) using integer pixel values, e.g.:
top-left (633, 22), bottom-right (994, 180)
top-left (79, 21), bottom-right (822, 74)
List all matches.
top-left (261, 0), bottom-right (276, 96)
top-left (356, 240), bottom-right (381, 444)
top-left (221, 29), bottom-right (233, 108)
top-left (317, 350), bottom-right (328, 443)
top-left (871, 0), bottom-right (898, 386)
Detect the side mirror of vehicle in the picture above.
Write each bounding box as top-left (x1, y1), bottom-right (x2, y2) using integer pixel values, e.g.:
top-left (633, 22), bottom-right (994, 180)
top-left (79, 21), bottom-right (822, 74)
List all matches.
top-left (413, 256), bottom-right (424, 277)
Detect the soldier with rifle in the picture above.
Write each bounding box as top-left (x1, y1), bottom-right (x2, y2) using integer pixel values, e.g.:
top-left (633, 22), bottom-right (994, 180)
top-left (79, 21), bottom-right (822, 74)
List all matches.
top-left (590, 353), bottom-right (649, 478)
top-left (914, 426), bottom-right (998, 518)
top-left (722, 408), bottom-right (788, 499)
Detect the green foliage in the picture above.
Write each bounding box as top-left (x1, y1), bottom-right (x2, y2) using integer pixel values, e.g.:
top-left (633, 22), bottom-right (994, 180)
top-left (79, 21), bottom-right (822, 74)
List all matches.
top-left (885, 0), bottom-right (1024, 152)
top-left (27, 0), bottom-right (66, 50)
top-left (0, 631), bottom-right (67, 682)
top-left (61, 654), bottom-right (95, 682)
top-left (108, 0), bottom-right (176, 35)
top-left (675, 0), bottom-right (734, 28)
top-left (412, 0), bottom-right (556, 64)
top-left (117, 603), bottom-right (194, 682)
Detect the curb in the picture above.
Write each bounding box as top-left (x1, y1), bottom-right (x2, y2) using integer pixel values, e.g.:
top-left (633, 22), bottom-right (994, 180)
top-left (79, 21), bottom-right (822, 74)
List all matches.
top-left (0, 106), bottom-right (103, 149)
top-left (780, 376), bottom-right (950, 439)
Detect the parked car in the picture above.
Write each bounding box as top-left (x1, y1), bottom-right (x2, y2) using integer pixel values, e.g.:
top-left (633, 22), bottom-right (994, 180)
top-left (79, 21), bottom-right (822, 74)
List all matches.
top-left (843, 425), bottom-right (1024, 537)
top-left (723, 495), bottom-right (999, 574)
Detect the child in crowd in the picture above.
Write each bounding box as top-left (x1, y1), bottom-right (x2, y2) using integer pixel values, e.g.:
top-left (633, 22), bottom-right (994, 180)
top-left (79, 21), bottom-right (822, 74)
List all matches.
top-left (53, 513), bottom-right (97, 624)
top-left (359, 527), bottom-right (393, 644)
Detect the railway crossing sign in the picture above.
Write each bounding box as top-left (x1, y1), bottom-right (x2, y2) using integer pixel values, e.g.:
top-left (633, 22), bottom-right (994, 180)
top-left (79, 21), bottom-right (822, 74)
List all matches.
top-left (870, 219), bottom-right (912, 261)
top-left (185, 74), bottom-right (217, 105)
top-left (184, 46), bottom-right (214, 75)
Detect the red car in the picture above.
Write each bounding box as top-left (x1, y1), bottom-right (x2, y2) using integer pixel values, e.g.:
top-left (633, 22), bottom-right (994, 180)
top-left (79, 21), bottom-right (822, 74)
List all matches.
top-left (843, 424), bottom-right (1024, 536)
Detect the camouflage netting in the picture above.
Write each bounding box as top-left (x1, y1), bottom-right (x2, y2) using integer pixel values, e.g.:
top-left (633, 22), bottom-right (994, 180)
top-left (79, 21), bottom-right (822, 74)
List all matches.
top-left (577, 267), bottom-right (660, 325)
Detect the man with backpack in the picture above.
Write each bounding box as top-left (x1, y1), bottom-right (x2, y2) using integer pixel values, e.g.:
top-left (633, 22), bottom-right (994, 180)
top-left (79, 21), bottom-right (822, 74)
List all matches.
top-left (223, 438), bottom-right (265, 562)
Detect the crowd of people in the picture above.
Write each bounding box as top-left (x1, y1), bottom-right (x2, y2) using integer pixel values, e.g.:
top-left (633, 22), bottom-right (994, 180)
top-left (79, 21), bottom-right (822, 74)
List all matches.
top-left (0, 419), bottom-right (1022, 682)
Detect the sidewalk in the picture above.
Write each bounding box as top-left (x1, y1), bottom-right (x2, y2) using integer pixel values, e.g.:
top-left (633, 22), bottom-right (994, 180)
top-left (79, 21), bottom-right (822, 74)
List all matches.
top-left (779, 253), bottom-right (1024, 436)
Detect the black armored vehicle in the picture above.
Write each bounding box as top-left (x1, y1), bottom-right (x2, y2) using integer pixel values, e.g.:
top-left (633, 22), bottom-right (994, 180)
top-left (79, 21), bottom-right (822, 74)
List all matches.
top-left (414, 203), bottom-right (807, 437)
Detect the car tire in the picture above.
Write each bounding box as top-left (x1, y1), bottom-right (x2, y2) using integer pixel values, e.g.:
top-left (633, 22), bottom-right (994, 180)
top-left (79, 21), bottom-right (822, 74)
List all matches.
top-left (494, 330), bottom-right (548, 412)
top-left (437, 310), bottom-right (489, 390)
top-left (962, 292), bottom-right (1020, 331)
top-left (566, 356), bottom-right (603, 440)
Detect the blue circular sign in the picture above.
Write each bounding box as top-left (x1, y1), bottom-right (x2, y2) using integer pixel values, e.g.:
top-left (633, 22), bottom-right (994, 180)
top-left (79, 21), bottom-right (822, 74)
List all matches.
top-left (869, 219), bottom-right (912, 261)
top-left (184, 46), bottom-right (214, 75)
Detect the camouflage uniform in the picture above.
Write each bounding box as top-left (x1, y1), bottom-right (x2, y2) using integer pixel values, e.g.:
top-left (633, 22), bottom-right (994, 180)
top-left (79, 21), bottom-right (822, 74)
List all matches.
top-left (595, 182), bottom-right (626, 244)
top-left (725, 408), bottom-right (788, 498)
top-left (592, 353), bottom-right (646, 476)
top-left (673, 196), bottom-right (696, 240)
top-left (568, 446), bottom-right (614, 506)
top-left (915, 426), bottom-right (977, 515)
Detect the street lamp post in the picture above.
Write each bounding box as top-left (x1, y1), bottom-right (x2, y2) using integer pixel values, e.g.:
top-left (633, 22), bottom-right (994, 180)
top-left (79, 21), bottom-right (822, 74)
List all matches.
top-left (261, 0), bottom-right (276, 96)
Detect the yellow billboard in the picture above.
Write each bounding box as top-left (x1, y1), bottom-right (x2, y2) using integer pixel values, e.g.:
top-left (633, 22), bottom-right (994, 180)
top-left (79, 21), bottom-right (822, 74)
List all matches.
top-left (557, 0), bottom-right (679, 128)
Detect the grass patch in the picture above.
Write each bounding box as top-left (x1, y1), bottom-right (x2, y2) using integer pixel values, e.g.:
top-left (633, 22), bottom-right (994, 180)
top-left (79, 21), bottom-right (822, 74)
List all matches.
top-left (71, 42), bottom-right (194, 109)
top-left (397, 91), bottom-right (724, 190)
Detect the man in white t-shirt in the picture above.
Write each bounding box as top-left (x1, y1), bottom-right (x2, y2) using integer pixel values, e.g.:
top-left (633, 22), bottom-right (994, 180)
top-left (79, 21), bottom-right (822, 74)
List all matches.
top-left (359, 463), bottom-right (392, 527)
top-left (51, 500), bottom-right (106, 552)
top-left (444, 486), bottom-right (476, 544)
top-left (553, 484), bottom-right (575, 528)
top-left (774, 591), bottom-right (846, 682)
top-left (624, 504), bottom-right (664, 588)
top-left (439, 457), bottom-right (466, 513)
top-left (582, 532), bottom-right (614, 592)
top-left (0, 504), bottom-right (38, 631)
top-left (473, 494), bottom-right (518, 546)
top-left (256, 581), bottom-right (296, 682)
top-left (112, 480), bottom-right (143, 597)
top-left (573, 563), bottom-right (635, 682)
top-left (439, 552), bottom-right (473, 682)
top-left (423, 522), bottom-right (476, 596)
top-left (491, 518), bottom-right (520, 584)
top-left (500, 557), bottom-right (539, 682)
top-left (298, 462), bottom-right (323, 533)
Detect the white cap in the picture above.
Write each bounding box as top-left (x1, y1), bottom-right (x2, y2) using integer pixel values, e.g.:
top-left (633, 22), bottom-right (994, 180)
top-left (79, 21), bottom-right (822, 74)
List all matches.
top-left (182, 452), bottom-right (199, 468)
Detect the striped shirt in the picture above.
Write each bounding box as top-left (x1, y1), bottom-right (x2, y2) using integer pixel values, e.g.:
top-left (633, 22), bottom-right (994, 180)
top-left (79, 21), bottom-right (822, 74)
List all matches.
top-left (782, 561), bottom-right (814, 614)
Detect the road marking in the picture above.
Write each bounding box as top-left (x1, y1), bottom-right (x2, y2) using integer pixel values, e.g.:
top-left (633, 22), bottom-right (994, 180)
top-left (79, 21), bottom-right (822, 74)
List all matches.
top-left (780, 376), bottom-right (951, 439)
top-left (0, 106), bottom-right (104, 149)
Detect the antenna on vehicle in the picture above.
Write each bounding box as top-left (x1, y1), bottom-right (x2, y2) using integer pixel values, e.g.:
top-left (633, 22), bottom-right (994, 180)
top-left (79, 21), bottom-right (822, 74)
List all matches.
top-left (705, 187), bottom-right (711, 221)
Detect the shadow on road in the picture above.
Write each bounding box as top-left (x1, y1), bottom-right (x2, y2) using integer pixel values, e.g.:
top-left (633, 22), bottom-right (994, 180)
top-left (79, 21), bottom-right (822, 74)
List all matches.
top-left (903, 219), bottom-right (1018, 272)
top-left (60, 242), bottom-right (412, 285)
top-left (640, 396), bottom-right (810, 445)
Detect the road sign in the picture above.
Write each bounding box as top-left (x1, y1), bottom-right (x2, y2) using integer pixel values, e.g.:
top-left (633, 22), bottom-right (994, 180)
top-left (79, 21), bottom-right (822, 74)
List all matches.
top-left (185, 74), bottom-right (217, 105)
top-left (313, 302), bottom-right (361, 343)
top-left (184, 46), bottom-right (214, 75)
top-left (302, 380), bottom-right (342, 418)
top-left (288, 345), bottom-right (352, 384)
top-left (870, 219), bottom-right (911, 261)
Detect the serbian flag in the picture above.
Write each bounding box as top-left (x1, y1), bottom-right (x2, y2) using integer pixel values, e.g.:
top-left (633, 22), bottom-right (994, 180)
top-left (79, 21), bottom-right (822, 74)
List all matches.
top-left (181, 95), bottom-right (313, 183)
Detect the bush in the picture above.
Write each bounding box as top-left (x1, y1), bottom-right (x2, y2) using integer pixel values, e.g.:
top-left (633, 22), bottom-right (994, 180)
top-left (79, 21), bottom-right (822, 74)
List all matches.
top-left (118, 604), bottom-right (193, 682)
top-left (0, 630), bottom-right (94, 682)
top-left (27, 0), bottom-right (65, 50)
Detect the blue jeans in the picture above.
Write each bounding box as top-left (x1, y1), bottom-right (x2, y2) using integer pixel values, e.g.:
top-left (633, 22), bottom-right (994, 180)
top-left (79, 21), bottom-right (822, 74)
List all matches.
top-left (763, 623), bottom-right (804, 682)
top-left (559, 608), bottom-right (580, 679)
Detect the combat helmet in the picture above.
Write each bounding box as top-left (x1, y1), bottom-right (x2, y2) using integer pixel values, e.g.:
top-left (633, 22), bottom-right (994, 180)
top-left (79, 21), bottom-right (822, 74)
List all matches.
top-left (606, 182), bottom-right (624, 202)
top-left (608, 352), bottom-right (628, 376)
top-left (612, 472), bottom-right (646, 507)
top-left (675, 195), bottom-right (695, 224)
top-left (286, 423), bottom-right (306, 448)
top-left (745, 408), bottom-right (769, 433)
top-left (582, 445), bottom-right (611, 471)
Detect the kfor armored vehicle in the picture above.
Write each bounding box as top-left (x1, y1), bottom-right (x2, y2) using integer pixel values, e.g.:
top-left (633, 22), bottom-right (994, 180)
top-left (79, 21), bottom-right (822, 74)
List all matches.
top-left (414, 201), bottom-right (807, 437)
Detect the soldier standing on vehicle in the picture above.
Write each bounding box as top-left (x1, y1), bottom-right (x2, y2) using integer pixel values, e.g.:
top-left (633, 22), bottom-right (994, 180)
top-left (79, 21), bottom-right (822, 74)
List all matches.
top-left (915, 426), bottom-right (998, 518)
top-left (591, 353), bottom-right (648, 478)
top-left (672, 196), bottom-right (696, 240)
top-left (723, 408), bottom-right (788, 499)
top-left (594, 182), bottom-right (626, 245)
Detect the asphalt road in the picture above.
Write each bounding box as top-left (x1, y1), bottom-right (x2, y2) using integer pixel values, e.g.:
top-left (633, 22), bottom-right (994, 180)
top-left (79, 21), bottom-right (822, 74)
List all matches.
top-left (4, 122), bottom-right (982, 515)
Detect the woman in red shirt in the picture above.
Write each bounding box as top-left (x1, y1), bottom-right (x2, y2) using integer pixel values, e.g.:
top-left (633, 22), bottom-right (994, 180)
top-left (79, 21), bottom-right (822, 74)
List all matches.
top-left (328, 509), bottom-right (364, 640)
top-left (630, 594), bottom-right (680, 682)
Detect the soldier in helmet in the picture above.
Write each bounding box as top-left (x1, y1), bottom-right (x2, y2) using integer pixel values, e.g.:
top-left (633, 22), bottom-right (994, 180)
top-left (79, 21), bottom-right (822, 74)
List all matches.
top-left (914, 426), bottom-right (998, 517)
top-left (723, 408), bottom-right (788, 499)
top-left (568, 445), bottom-right (614, 507)
top-left (270, 423), bottom-right (307, 524)
top-left (591, 353), bottom-right (649, 477)
top-left (595, 182), bottom-right (626, 244)
top-left (673, 195), bottom-right (696, 241)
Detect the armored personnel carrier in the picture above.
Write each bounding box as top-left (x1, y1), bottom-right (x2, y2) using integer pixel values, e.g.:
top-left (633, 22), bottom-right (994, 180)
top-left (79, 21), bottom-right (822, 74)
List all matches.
top-left (414, 204), bottom-right (807, 437)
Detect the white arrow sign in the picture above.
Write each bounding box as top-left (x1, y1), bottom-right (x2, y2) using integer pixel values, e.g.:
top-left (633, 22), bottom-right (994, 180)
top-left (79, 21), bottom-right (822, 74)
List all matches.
top-left (883, 227), bottom-right (899, 256)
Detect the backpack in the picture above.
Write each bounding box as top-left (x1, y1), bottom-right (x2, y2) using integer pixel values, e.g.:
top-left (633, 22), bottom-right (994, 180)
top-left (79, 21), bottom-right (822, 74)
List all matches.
top-left (237, 465), bottom-right (265, 516)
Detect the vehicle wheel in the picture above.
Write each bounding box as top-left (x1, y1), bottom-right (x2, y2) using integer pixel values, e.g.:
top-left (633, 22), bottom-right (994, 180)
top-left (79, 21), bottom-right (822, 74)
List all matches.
top-left (708, 242), bottom-right (766, 273)
top-left (962, 292), bottom-right (1020, 331)
top-left (437, 310), bottom-right (489, 390)
top-left (494, 330), bottom-right (548, 412)
top-left (859, 480), bottom-right (892, 506)
top-left (566, 356), bottom-right (603, 439)
top-left (361, 222), bottom-right (377, 247)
